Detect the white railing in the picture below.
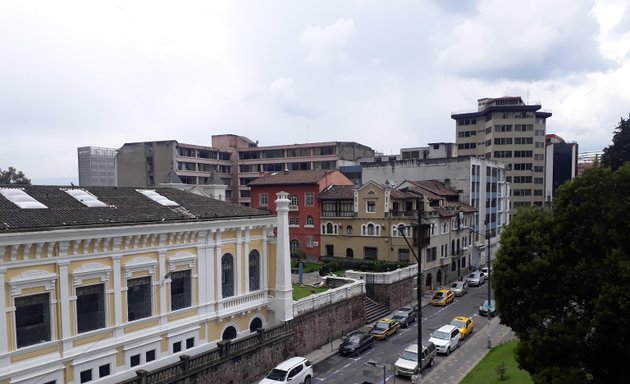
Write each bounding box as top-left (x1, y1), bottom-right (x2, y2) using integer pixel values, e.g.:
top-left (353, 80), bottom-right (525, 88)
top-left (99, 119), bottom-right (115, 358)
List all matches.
top-left (219, 290), bottom-right (268, 310)
top-left (345, 264), bottom-right (418, 284)
top-left (293, 277), bottom-right (365, 316)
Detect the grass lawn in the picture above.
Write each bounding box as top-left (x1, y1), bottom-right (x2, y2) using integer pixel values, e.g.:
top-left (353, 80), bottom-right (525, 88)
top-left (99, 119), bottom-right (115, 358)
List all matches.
top-left (460, 340), bottom-right (533, 384)
top-left (292, 284), bottom-right (328, 300)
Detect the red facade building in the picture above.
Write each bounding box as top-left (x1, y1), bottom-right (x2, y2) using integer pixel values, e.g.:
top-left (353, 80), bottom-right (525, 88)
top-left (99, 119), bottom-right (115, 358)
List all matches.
top-left (249, 170), bottom-right (353, 258)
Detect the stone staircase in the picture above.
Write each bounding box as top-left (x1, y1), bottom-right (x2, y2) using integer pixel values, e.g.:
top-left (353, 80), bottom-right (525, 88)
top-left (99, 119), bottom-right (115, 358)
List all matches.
top-left (364, 296), bottom-right (391, 324)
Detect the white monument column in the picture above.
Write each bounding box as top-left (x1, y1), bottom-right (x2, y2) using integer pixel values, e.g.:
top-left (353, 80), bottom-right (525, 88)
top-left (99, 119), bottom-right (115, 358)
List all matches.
top-left (273, 192), bottom-right (293, 322)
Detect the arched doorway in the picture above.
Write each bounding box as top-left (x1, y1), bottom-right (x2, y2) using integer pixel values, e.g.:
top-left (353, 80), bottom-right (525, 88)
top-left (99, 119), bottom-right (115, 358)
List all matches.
top-left (436, 269), bottom-right (442, 286)
top-left (425, 273), bottom-right (432, 290)
top-left (346, 248), bottom-right (354, 258)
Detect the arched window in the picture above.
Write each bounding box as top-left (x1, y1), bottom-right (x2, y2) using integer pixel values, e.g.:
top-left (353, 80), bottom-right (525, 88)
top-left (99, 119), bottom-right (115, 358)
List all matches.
top-left (326, 223), bottom-right (334, 234)
top-left (457, 239), bottom-right (460, 255)
top-left (306, 215), bottom-right (314, 225)
top-left (346, 248), bottom-right (354, 258)
top-left (367, 223), bottom-right (375, 236)
top-left (425, 273), bottom-right (432, 289)
top-left (436, 270), bottom-right (442, 285)
top-left (222, 326), bottom-right (237, 340)
top-left (451, 240), bottom-right (455, 255)
top-left (346, 225), bottom-right (353, 235)
top-left (221, 253), bottom-right (234, 298)
top-left (249, 250), bottom-right (260, 292)
top-left (249, 318), bottom-right (263, 332)
top-left (290, 239), bottom-right (300, 251)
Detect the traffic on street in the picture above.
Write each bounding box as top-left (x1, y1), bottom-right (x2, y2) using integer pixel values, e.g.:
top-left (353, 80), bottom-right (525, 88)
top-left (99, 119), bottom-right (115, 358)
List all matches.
top-left (312, 283), bottom-right (496, 384)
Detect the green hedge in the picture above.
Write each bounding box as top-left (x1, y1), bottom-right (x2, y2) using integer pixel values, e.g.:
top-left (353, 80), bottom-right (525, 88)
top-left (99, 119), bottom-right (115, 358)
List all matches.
top-left (320, 256), bottom-right (409, 273)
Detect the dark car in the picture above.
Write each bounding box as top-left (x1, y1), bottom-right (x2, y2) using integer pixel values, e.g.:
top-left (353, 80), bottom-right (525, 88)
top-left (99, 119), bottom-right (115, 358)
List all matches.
top-left (392, 306), bottom-right (417, 327)
top-left (339, 331), bottom-right (374, 356)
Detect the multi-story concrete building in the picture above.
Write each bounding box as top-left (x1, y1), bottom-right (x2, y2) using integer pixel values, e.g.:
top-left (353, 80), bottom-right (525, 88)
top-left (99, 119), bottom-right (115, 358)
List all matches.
top-left (116, 135), bottom-right (374, 206)
top-left (77, 146), bottom-right (118, 186)
top-left (452, 96), bottom-right (552, 213)
top-left (545, 134), bottom-right (578, 203)
top-left (0, 185), bottom-right (294, 384)
top-left (577, 150), bottom-right (603, 176)
top-left (318, 180), bottom-right (476, 289)
top-left (249, 170), bottom-right (353, 259)
top-left (361, 149), bottom-right (509, 239)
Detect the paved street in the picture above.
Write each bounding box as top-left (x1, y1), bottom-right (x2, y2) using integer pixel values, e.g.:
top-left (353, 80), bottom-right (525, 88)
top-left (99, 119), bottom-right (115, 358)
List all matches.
top-left (310, 282), bottom-right (513, 384)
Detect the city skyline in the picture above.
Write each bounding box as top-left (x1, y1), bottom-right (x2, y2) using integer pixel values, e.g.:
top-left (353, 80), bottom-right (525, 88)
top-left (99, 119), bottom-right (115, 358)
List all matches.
top-left (1, 0), bottom-right (628, 184)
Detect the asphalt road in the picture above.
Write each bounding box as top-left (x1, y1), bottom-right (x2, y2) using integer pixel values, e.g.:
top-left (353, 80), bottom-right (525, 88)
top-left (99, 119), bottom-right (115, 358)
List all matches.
top-left (312, 284), bottom-right (495, 384)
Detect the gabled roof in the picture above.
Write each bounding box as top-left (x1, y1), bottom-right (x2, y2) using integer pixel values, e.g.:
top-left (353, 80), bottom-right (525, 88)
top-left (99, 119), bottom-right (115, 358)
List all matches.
top-left (406, 180), bottom-right (460, 198)
top-left (319, 185), bottom-right (354, 200)
top-left (248, 170), bottom-right (338, 186)
top-left (0, 186), bottom-right (270, 233)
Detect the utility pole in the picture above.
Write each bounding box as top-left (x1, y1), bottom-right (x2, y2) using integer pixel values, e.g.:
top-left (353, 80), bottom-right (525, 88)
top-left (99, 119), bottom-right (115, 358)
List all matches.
top-left (414, 196), bottom-right (423, 384)
top-left (485, 219), bottom-right (492, 349)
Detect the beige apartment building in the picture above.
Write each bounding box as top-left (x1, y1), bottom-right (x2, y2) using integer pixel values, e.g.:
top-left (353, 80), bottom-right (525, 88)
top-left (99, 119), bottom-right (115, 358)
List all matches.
top-left (452, 96), bottom-right (552, 212)
top-left (116, 135), bottom-right (374, 206)
top-left (319, 180), bottom-right (476, 290)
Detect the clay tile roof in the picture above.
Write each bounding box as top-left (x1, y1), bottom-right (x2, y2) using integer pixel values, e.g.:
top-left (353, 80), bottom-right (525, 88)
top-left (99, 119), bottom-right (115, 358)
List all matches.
top-left (248, 170), bottom-right (333, 186)
top-left (319, 185), bottom-right (355, 199)
top-left (0, 185), bottom-right (270, 233)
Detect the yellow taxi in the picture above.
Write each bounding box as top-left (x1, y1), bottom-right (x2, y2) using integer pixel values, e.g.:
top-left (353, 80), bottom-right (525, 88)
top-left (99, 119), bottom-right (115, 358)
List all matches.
top-left (430, 289), bottom-right (455, 306)
top-left (450, 316), bottom-right (474, 339)
top-left (369, 318), bottom-right (400, 340)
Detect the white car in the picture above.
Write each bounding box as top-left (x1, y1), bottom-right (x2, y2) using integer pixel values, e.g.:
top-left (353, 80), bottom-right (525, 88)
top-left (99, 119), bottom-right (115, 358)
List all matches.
top-left (480, 266), bottom-right (493, 280)
top-left (428, 324), bottom-right (461, 355)
top-left (259, 356), bottom-right (313, 384)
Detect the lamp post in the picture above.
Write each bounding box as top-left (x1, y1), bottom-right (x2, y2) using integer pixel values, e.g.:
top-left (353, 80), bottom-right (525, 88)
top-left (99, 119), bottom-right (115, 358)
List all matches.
top-left (484, 219), bottom-right (492, 349)
top-left (366, 360), bottom-right (387, 384)
top-left (398, 196), bottom-right (423, 384)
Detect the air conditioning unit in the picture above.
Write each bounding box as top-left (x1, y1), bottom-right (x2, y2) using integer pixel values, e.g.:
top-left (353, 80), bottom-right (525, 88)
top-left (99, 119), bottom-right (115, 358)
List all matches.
top-left (312, 241), bottom-right (319, 246)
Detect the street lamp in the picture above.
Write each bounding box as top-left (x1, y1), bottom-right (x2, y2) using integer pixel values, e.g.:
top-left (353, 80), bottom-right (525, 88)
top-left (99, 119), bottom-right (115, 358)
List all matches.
top-left (484, 220), bottom-right (492, 349)
top-left (365, 360), bottom-right (387, 384)
top-left (398, 196), bottom-right (424, 384)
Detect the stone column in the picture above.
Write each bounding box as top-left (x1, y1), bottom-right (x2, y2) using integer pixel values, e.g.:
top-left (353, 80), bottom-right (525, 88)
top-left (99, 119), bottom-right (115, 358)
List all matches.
top-left (58, 260), bottom-right (72, 352)
top-left (112, 255), bottom-right (123, 338)
top-left (272, 192), bottom-right (293, 322)
top-left (159, 250), bottom-right (167, 326)
top-left (0, 268), bottom-right (7, 361)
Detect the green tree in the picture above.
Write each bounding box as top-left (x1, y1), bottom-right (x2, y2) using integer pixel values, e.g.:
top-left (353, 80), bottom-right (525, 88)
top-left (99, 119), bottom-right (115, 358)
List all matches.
top-left (0, 166), bottom-right (31, 185)
top-left (493, 164), bottom-right (630, 384)
top-left (601, 114), bottom-right (630, 170)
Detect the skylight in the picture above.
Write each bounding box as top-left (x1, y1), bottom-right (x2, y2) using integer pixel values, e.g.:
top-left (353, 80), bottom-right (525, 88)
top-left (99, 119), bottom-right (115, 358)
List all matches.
top-left (0, 188), bottom-right (47, 209)
top-left (63, 188), bottom-right (108, 208)
top-left (136, 189), bottom-right (179, 206)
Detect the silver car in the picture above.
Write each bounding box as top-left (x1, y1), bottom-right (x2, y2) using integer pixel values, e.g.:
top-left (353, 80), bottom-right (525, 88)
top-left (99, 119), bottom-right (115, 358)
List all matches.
top-left (450, 281), bottom-right (468, 296)
top-left (466, 271), bottom-right (484, 287)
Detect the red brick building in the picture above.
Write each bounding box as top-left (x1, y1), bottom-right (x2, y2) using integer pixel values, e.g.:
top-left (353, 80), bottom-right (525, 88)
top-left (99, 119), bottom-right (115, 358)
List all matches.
top-left (249, 170), bottom-right (353, 258)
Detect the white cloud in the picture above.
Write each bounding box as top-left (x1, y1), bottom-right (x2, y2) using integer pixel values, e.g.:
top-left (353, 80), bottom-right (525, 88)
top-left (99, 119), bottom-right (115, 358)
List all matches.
top-left (299, 18), bottom-right (356, 67)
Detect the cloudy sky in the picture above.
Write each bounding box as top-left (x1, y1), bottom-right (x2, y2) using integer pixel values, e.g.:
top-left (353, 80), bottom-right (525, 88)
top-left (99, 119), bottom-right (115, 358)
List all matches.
top-left (1, 0), bottom-right (629, 184)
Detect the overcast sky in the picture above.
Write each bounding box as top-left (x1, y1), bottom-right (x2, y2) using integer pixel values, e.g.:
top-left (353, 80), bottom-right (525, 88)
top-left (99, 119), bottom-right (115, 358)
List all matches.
top-left (1, 0), bottom-right (629, 184)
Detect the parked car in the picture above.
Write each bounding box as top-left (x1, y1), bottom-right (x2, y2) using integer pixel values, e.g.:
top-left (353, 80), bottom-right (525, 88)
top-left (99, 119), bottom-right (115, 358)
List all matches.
top-left (430, 289), bottom-right (455, 306)
top-left (450, 316), bottom-right (474, 339)
top-left (479, 299), bottom-right (497, 317)
top-left (259, 356), bottom-right (313, 384)
top-left (466, 271), bottom-right (485, 287)
top-left (480, 266), bottom-right (493, 280)
top-left (450, 281), bottom-right (468, 296)
top-left (369, 318), bottom-right (400, 340)
top-left (394, 342), bottom-right (437, 377)
top-left (428, 324), bottom-right (461, 355)
top-left (338, 330), bottom-right (374, 356)
top-left (392, 306), bottom-right (417, 327)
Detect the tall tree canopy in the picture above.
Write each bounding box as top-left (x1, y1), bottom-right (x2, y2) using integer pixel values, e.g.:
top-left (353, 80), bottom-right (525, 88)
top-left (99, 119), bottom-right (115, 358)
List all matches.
top-left (601, 114), bottom-right (630, 170)
top-left (493, 164), bottom-right (630, 384)
top-left (0, 166), bottom-right (31, 185)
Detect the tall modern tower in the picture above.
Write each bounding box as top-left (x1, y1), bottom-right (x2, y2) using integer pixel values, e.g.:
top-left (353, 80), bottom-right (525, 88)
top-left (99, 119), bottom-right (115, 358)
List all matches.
top-left (77, 146), bottom-right (118, 186)
top-left (452, 96), bottom-right (552, 214)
